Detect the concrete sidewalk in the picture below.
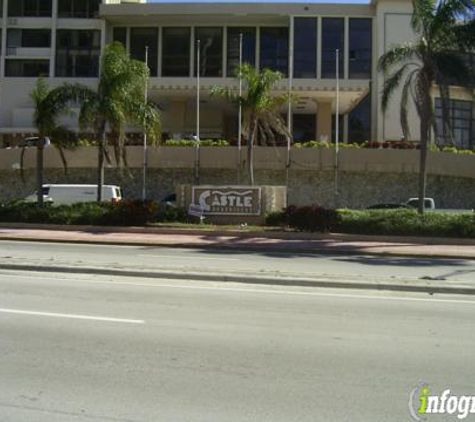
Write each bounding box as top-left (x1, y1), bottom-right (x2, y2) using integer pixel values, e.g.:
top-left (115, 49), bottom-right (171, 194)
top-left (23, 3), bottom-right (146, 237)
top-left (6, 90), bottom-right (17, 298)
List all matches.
top-left (1, 222), bottom-right (475, 259)
top-left (2, 223), bottom-right (475, 295)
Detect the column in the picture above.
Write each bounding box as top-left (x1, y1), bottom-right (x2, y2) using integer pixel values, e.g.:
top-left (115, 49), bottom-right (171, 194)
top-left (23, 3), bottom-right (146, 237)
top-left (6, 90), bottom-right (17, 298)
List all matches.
top-left (316, 100), bottom-right (332, 142)
top-left (0, 0), bottom-right (8, 77)
top-left (168, 99), bottom-right (187, 139)
top-left (50, 0), bottom-right (58, 77)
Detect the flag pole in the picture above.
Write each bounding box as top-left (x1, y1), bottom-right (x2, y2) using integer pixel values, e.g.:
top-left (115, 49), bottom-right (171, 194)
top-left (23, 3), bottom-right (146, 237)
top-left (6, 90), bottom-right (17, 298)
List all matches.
top-left (142, 45), bottom-right (149, 201)
top-left (195, 39), bottom-right (201, 185)
top-left (237, 32), bottom-right (243, 185)
top-left (334, 48), bottom-right (340, 206)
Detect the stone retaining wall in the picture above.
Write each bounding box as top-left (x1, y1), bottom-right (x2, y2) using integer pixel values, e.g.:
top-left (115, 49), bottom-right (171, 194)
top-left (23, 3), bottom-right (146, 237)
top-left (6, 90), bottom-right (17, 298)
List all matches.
top-left (1, 167), bottom-right (474, 209)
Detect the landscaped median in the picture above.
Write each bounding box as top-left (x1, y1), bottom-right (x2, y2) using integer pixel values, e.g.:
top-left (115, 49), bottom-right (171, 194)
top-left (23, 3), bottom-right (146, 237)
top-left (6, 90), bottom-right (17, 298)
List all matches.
top-left (1, 200), bottom-right (475, 239)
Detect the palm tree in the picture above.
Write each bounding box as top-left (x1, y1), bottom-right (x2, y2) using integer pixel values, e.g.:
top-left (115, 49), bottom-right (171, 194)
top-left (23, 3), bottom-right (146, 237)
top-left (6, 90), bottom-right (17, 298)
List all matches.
top-left (27, 78), bottom-right (74, 206)
top-left (47, 42), bottom-right (161, 201)
top-left (378, 0), bottom-right (475, 214)
top-left (212, 64), bottom-right (290, 185)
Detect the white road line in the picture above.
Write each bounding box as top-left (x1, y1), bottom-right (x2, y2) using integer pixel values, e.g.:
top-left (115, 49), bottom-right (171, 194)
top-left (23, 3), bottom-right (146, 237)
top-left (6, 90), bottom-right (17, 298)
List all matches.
top-left (1, 270), bottom-right (475, 305)
top-left (0, 308), bottom-right (145, 324)
top-left (137, 254), bottom-right (241, 261)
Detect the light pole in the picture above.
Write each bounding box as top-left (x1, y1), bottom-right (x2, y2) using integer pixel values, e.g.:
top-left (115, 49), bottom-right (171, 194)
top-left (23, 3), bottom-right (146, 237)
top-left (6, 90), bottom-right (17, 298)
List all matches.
top-left (195, 39), bottom-right (201, 185)
top-left (142, 45), bottom-right (149, 201)
top-left (237, 32), bottom-right (243, 185)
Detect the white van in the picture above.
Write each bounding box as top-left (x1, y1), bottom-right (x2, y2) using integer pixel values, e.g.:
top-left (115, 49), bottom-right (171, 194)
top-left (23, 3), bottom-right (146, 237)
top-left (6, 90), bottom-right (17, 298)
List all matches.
top-left (25, 184), bottom-right (123, 205)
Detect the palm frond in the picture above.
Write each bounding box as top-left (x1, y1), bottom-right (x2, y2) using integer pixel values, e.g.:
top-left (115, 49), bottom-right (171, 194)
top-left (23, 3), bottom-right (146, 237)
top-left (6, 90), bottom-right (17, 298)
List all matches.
top-left (377, 44), bottom-right (418, 74)
top-left (381, 63), bottom-right (417, 111)
top-left (400, 69), bottom-right (419, 139)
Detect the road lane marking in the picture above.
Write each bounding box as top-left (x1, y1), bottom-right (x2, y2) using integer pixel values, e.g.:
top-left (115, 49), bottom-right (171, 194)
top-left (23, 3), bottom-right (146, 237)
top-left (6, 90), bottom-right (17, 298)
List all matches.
top-left (0, 308), bottom-right (145, 324)
top-left (137, 254), bottom-right (241, 261)
top-left (1, 271), bottom-right (475, 306)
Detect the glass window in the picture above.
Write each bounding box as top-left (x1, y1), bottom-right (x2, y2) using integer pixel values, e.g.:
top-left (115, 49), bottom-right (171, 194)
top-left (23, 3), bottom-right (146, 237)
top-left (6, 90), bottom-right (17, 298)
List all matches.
top-left (0, 0), bottom-right (3, 17)
top-left (322, 18), bottom-right (344, 79)
top-left (58, 0), bottom-right (100, 19)
top-left (435, 99), bottom-right (475, 149)
top-left (294, 18), bottom-right (317, 79)
top-left (113, 27), bottom-right (127, 48)
top-left (293, 114), bottom-right (316, 142)
top-left (8, 0), bottom-right (52, 17)
top-left (227, 27), bottom-right (256, 77)
top-left (162, 27), bottom-right (190, 77)
top-left (5, 59), bottom-right (49, 77)
top-left (130, 28), bottom-right (158, 77)
top-left (349, 19), bottom-right (372, 79)
top-left (195, 27), bottom-right (223, 77)
top-left (56, 29), bottom-right (100, 77)
top-left (7, 29), bottom-right (51, 48)
top-left (260, 27), bottom-right (288, 76)
top-left (348, 94), bottom-right (371, 143)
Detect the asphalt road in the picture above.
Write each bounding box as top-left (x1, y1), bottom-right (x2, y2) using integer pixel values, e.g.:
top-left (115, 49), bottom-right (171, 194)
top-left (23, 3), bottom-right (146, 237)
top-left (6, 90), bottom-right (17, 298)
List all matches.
top-left (1, 270), bottom-right (475, 421)
top-left (1, 240), bottom-right (475, 283)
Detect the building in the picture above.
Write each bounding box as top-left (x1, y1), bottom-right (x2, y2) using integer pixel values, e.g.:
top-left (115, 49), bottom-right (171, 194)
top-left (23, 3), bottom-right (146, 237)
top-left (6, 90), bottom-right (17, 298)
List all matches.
top-left (0, 0), bottom-right (473, 148)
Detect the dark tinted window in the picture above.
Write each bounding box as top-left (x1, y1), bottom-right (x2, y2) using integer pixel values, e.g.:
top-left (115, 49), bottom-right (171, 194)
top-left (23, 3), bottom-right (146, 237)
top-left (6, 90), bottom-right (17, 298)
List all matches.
top-left (195, 27), bottom-right (223, 77)
top-left (293, 114), bottom-right (316, 142)
top-left (162, 27), bottom-right (190, 77)
top-left (58, 0), bottom-right (100, 18)
top-left (6, 59), bottom-right (49, 77)
top-left (435, 99), bottom-right (475, 149)
top-left (7, 29), bottom-right (51, 48)
top-left (349, 94), bottom-right (371, 143)
top-left (8, 0), bottom-right (52, 17)
top-left (322, 18), bottom-right (344, 79)
top-left (349, 19), bottom-right (372, 79)
top-left (260, 27), bottom-right (288, 76)
top-left (227, 27), bottom-right (256, 77)
top-left (130, 27), bottom-right (158, 77)
top-left (113, 27), bottom-right (127, 47)
top-left (294, 18), bottom-right (317, 78)
top-left (56, 30), bottom-right (100, 77)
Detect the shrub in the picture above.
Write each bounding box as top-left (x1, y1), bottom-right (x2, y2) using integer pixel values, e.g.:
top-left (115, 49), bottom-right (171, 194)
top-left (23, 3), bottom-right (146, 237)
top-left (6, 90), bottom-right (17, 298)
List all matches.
top-left (163, 139), bottom-right (229, 147)
top-left (282, 205), bottom-right (341, 233)
top-left (265, 210), bottom-right (286, 226)
top-left (336, 209), bottom-right (475, 238)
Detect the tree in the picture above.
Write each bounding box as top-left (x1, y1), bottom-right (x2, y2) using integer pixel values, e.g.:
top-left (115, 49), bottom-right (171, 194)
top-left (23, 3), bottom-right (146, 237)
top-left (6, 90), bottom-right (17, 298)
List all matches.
top-left (28, 78), bottom-right (73, 206)
top-left (212, 64), bottom-right (290, 185)
top-left (378, 0), bottom-right (475, 214)
top-left (47, 42), bottom-right (161, 202)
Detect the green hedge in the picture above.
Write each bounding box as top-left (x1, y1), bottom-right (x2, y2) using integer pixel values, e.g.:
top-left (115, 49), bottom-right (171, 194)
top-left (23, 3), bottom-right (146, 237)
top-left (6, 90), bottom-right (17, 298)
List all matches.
top-left (267, 207), bottom-right (475, 237)
top-left (163, 139), bottom-right (229, 147)
top-left (336, 209), bottom-right (475, 238)
top-left (0, 200), bottom-right (187, 226)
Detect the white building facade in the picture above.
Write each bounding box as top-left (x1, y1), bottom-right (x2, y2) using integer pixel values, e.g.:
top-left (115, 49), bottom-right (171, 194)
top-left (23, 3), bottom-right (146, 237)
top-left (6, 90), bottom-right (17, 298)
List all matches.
top-left (0, 0), bottom-right (473, 147)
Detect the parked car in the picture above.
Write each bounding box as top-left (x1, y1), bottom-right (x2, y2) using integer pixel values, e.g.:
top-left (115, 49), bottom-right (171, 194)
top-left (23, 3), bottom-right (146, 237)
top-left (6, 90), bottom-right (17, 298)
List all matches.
top-left (25, 184), bottom-right (123, 205)
top-left (368, 198), bottom-right (473, 212)
top-left (158, 193), bottom-right (176, 207)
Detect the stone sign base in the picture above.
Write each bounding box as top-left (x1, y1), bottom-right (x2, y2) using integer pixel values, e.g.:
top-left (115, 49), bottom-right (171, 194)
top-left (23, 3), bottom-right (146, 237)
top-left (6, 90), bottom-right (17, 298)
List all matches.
top-left (177, 185), bottom-right (287, 225)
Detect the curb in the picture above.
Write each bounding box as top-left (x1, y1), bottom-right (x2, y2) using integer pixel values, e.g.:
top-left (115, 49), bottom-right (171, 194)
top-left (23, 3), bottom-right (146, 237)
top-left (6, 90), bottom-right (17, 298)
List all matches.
top-left (3, 222), bottom-right (475, 246)
top-left (1, 263), bottom-right (475, 296)
top-left (1, 234), bottom-right (475, 261)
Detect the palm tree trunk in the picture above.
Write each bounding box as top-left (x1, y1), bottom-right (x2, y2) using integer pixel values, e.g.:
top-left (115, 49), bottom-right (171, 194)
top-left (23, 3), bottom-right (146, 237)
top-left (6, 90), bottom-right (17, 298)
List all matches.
top-left (97, 131), bottom-right (106, 202)
top-left (247, 119), bottom-right (255, 186)
top-left (36, 138), bottom-right (44, 207)
top-left (418, 103), bottom-right (432, 215)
